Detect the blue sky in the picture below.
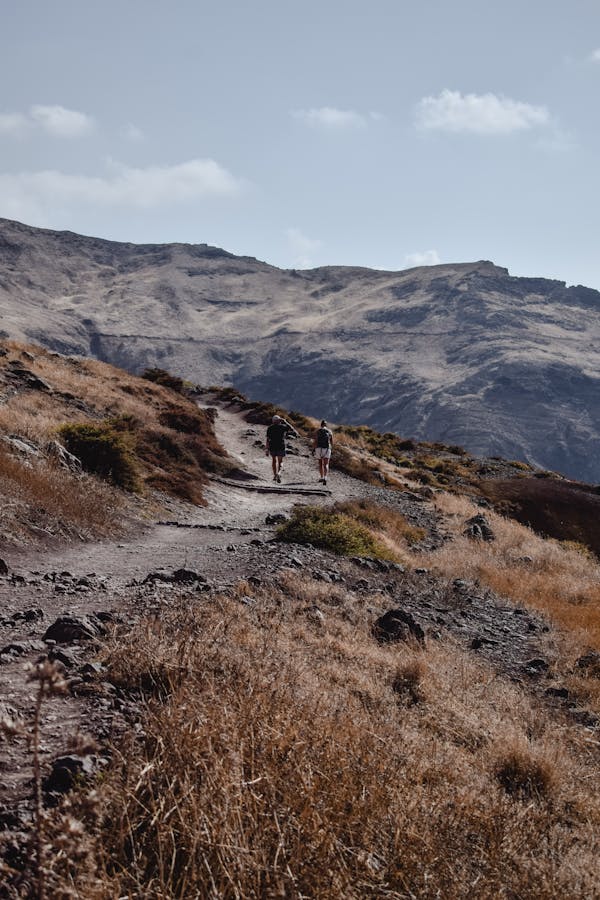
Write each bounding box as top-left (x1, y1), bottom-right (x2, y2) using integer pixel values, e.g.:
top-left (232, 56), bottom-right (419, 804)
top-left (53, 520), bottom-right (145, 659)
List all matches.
top-left (1, 0), bottom-right (600, 287)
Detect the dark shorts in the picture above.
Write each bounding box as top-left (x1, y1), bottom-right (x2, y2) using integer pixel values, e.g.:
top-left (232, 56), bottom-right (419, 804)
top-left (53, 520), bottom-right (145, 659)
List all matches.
top-left (269, 447), bottom-right (286, 457)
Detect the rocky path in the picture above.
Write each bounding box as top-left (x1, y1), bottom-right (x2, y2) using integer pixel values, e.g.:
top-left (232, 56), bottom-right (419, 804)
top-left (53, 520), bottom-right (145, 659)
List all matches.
top-left (0, 401), bottom-right (585, 830)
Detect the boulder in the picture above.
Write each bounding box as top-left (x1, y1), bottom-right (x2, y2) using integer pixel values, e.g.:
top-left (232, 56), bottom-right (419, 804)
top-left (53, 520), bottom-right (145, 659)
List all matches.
top-left (372, 609), bottom-right (425, 644)
top-left (43, 755), bottom-right (97, 794)
top-left (463, 514), bottom-right (495, 542)
top-left (0, 559), bottom-right (8, 576)
top-left (45, 439), bottom-right (82, 473)
top-left (43, 614), bottom-right (106, 644)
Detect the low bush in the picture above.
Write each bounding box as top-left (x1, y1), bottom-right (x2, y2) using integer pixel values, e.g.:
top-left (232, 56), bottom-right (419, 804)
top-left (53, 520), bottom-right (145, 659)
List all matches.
top-left (57, 422), bottom-right (140, 491)
top-left (334, 499), bottom-right (426, 546)
top-left (142, 367), bottom-right (186, 394)
top-left (494, 747), bottom-right (557, 800)
top-left (277, 505), bottom-right (398, 559)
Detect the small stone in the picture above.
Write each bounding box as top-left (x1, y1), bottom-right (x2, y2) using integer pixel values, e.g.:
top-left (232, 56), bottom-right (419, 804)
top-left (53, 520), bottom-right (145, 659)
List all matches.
top-left (545, 686), bottom-right (569, 699)
top-left (265, 513), bottom-right (289, 525)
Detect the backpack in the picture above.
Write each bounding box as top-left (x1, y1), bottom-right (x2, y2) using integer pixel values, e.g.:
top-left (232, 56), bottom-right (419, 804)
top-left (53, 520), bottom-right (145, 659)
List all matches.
top-left (316, 427), bottom-right (331, 449)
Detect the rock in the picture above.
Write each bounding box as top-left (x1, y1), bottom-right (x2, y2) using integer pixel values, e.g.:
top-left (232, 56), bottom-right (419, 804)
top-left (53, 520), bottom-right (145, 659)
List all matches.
top-left (48, 647), bottom-right (79, 668)
top-left (372, 609), bottom-right (425, 644)
top-left (0, 558), bottom-right (8, 576)
top-left (43, 755), bottom-right (97, 794)
top-left (414, 568), bottom-right (429, 575)
top-left (43, 614), bottom-right (106, 644)
top-left (545, 686), bottom-right (569, 698)
top-left (453, 579), bottom-right (469, 590)
top-left (524, 657), bottom-right (550, 674)
top-left (143, 568), bottom-right (206, 585)
top-left (265, 513), bottom-right (289, 525)
top-left (463, 514), bottom-right (495, 541)
top-left (575, 650), bottom-right (600, 677)
top-left (45, 439), bottom-right (82, 473)
top-left (172, 568), bottom-right (206, 584)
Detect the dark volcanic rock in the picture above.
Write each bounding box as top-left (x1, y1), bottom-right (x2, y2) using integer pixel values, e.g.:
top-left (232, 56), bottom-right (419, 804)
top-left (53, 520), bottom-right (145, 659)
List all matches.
top-left (372, 609), bottom-right (425, 645)
top-left (43, 614), bottom-right (106, 643)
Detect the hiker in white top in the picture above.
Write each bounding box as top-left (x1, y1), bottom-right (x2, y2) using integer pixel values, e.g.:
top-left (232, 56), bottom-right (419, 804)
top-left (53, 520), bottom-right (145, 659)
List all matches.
top-left (312, 420), bottom-right (333, 485)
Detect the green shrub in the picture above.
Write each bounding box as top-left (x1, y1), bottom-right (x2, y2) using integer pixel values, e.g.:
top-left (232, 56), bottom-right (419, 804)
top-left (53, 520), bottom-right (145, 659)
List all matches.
top-left (142, 368), bottom-right (186, 394)
top-left (277, 506), bottom-right (397, 559)
top-left (58, 422), bottom-right (140, 491)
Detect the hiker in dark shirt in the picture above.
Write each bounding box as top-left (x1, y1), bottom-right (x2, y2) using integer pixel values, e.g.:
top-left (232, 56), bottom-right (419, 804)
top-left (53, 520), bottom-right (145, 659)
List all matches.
top-left (312, 420), bottom-right (333, 485)
top-left (266, 415), bottom-right (298, 483)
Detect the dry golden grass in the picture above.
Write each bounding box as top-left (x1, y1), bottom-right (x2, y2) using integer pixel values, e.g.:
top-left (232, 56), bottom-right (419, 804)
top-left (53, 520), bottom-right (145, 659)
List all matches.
top-left (399, 493), bottom-right (600, 711)
top-left (0, 341), bottom-right (229, 541)
top-left (33, 576), bottom-right (600, 899)
top-left (0, 446), bottom-right (124, 542)
top-left (423, 494), bottom-right (600, 645)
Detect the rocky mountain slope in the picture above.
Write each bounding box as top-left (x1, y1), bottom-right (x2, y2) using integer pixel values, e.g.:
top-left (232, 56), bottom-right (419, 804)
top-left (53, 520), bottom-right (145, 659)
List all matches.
top-left (1, 217), bottom-right (599, 481)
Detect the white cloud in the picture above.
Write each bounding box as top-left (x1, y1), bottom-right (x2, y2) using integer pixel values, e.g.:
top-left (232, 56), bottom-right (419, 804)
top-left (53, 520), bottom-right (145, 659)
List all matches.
top-left (286, 227), bottom-right (322, 268)
top-left (403, 249), bottom-right (440, 268)
top-left (415, 89), bottom-right (550, 135)
top-left (29, 105), bottom-right (94, 137)
top-left (0, 158), bottom-right (244, 222)
top-left (589, 48), bottom-right (600, 62)
top-left (0, 105), bottom-right (94, 139)
top-left (0, 113), bottom-right (29, 137)
top-left (292, 107), bottom-right (370, 129)
top-left (122, 123), bottom-right (144, 141)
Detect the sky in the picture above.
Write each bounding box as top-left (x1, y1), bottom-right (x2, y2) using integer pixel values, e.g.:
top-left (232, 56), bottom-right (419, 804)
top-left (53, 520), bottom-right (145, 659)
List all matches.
top-left (1, 0), bottom-right (600, 288)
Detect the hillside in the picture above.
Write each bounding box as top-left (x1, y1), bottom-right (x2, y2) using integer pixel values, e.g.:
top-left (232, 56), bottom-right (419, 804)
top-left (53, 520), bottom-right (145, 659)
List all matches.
top-left (1, 363), bottom-right (600, 898)
top-left (1, 217), bottom-right (600, 482)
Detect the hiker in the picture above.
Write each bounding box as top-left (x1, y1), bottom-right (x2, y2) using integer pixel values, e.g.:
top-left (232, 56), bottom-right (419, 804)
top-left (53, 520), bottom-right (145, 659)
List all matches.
top-left (312, 419), bottom-right (333, 485)
top-left (266, 415), bottom-right (298, 483)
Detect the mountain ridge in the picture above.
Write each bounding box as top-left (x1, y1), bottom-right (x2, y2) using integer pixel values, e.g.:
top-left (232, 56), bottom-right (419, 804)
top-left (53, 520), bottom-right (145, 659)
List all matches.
top-left (1, 217), bottom-right (599, 481)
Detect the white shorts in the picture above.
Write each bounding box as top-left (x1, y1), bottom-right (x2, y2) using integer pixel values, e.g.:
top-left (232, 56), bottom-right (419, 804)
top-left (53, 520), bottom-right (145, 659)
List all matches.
top-left (315, 447), bottom-right (331, 459)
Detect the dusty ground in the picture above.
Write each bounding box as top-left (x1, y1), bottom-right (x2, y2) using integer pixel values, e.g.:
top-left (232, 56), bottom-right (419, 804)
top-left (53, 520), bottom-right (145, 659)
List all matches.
top-left (0, 401), bottom-right (590, 831)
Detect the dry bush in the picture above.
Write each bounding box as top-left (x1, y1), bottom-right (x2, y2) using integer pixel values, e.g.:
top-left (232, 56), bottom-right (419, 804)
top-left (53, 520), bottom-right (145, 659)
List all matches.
top-left (42, 577), bottom-right (600, 899)
top-left (335, 499), bottom-right (427, 546)
top-left (0, 447), bottom-right (123, 540)
top-left (493, 743), bottom-right (558, 800)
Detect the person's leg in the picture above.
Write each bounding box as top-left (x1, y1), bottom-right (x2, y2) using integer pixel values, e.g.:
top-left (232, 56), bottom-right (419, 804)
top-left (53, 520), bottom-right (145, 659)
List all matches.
top-left (271, 455), bottom-right (278, 479)
top-left (323, 451), bottom-right (330, 479)
top-left (276, 455), bottom-right (284, 480)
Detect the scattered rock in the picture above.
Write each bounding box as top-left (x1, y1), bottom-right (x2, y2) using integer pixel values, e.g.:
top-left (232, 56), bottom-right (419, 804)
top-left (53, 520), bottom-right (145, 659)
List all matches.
top-left (524, 657), bottom-right (550, 674)
top-left (265, 513), bottom-right (289, 525)
top-left (45, 439), bottom-right (82, 473)
top-left (43, 755), bottom-right (97, 794)
top-left (372, 609), bottom-right (425, 644)
top-left (463, 514), bottom-right (495, 542)
top-left (575, 650), bottom-right (600, 677)
top-left (545, 686), bottom-right (569, 699)
top-left (43, 614), bottom-right (106, 644)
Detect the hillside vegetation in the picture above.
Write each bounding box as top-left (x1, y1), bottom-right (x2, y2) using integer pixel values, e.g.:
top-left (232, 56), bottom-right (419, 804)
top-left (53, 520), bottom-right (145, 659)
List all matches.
top-left (2, 361), bottom-right (600, 898)
top-left (0, 341), bottom-right (229, 545)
